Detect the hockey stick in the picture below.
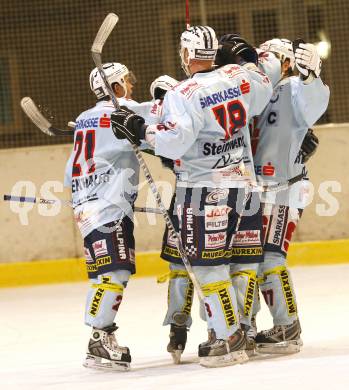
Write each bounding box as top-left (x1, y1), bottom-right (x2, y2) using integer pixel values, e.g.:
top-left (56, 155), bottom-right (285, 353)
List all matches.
top-left (91, 13), bottom-right (206, 301)
top-left (185, 0), bottom-right (190, 29)
top-left (19, 94), bottom-right (303, 191)
top-left (256, 173), bottom-right (305, 193)
top-left (20, 97), bottom-right (74, 137)
top-left (2, 194), bottom-right (162, 214)
top-left (232, 172), bottom-right (305, 236)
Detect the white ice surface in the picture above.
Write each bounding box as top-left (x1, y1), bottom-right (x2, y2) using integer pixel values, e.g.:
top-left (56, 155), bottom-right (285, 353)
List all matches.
top-left (1, 264), bottom-right (349, 390)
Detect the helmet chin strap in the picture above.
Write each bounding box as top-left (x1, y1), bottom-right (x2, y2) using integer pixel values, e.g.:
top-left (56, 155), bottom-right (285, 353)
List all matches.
top-left (180, 47), bottom-right (191, 77)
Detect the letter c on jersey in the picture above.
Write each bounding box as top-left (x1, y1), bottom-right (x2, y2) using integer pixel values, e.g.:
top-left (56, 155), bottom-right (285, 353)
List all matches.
top-left (267, 111), bottom-right (277, 124)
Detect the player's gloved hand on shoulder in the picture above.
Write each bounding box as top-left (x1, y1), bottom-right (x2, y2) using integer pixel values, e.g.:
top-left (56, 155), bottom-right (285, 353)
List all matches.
top-left (293, 41), bottom-right (322, 83)
top-left (301, 128), bottom-right (319, 163)
top-left (160, 156), bottom-right (174, 171)
top-left (216, 34), bottom-right (258, 67)
top-left (111, 106), bottom-right (146, 146)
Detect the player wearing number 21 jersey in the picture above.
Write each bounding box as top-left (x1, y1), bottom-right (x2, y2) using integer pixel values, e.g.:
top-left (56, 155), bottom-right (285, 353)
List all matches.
top-left (63, 62), bottom-right (158, 371)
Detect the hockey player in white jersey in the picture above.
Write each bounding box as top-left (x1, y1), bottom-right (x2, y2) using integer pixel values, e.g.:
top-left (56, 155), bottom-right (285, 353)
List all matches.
top-left (254, 39), bottom-right (329, 354)
top-left (214, 35), bottom-right (265, 355)
top-left (217, 35), bottom-right (329, 354)
top-left (150, 74), bottom-right (179, 101)
top-left (146, 75), bottom-right (179, 172)
top-left (64, 62), bottom-right (158, 371)
top-left (111, 25), bottom-right (272, 367)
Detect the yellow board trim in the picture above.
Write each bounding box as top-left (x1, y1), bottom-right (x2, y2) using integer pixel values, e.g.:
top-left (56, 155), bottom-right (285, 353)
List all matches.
top-left (0, 239), bottom-right (349, 288)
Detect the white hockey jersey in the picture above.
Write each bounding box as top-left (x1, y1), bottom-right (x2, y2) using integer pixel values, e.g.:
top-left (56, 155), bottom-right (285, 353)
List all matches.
top-left (253, 51), bottom-right (330, 207)
top-left (152, 64), bottom-right (272, 188)
top-left (64, 97), bottom-right (157, 238)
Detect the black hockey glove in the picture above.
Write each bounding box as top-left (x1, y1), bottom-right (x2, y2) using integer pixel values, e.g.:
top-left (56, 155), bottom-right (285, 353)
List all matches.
top-left (160, 156), bottom-right (174, 171)
top-left (300, 128), bottom-right (319, 163)
top-left (216, 34), bottom-right (258, 67)
top-left (111, 106), bottom-right (146, 146)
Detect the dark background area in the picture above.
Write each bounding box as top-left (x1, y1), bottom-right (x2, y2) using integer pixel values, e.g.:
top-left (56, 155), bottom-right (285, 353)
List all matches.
top-left (0, 0), bottom-right (347, 149)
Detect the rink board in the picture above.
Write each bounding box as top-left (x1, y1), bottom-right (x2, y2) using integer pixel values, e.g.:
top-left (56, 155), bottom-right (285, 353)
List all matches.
top-left (0, 238), bottom-right (349, 287)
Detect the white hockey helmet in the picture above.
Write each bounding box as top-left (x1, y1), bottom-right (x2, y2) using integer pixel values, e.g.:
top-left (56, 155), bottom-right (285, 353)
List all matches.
top-left (259, 38), bottom-right (295, 69)
top-left (89, 62), bottom-right (129, 99)
top-left (180, 26), bottom-right (218, 75)
top-left (150, 75), bottom-right (178, 100)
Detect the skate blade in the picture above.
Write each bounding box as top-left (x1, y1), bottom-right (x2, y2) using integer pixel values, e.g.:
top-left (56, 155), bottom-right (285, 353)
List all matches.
top-left (245, 339), bottom-right (256, 357)
top-left (200, 350), bottom-right (249, 368)
top-left (256, 339), bottom-right (303, 355)
top-left (83, 354), bottom-right (130, 371)
top-left (245, 347), bottom-right (256, 357)
top-left (170, 350), bottom-right (183, 364)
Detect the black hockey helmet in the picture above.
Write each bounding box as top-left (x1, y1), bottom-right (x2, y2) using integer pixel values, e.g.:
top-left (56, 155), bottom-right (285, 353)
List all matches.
top-left (216, 34), bottom-right (258, 67)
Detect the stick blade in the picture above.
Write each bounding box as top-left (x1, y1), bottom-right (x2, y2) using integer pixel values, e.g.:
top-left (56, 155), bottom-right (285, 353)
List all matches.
top-left (91, 13), bottom-right (119, 54)
top-left (20, 97), bottom-right (54, 136)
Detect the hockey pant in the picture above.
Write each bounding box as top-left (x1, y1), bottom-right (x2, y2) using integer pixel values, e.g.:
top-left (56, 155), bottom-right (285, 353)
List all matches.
top-left (85, 270), bottom-right (131, 329)
top-left (164, 263), bottom-right (240, 339)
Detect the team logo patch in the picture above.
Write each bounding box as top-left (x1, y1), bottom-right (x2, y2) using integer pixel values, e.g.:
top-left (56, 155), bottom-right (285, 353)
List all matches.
top-left (115, 226), bottom-right (127, 261)
top-left (202, 249), bottom-right (226, 259)
top-left (89, 288), bottom-right (106, 316)
top-left (230, 247), bottom-right (263, 256)
top-left (150, 101), bottom-right (162, 116)
top-left (167, 231), bottom-right (177, 247)
top-left (92, 239), bottom-right (108, 257)
top-left (87, 264), bottom-right (97, 272)
top-left (99, 114), bottom-right (110, 128)
top-left (205, 188), bottom-right (229, 204)
top-left (222, 64), bottom-right (245, 79)
top-left (205, 232), bottom-right (227, 249)
top-left (270, 205), bottom-right (287, 246)
top-left (163, 245), bottom-right (181, 258)
top-left (232, 230), bottom-right (261, 247)
top-left (218, 287), bottom-right (237, 327)
top-left (205, 205), bottom-right (231, 231)
top-left (185, 244), bottom-right (197, 257)
top-left (280, 269), bottom-right (297, 315)
top-left (84, 247), bottom-right (93, 263)
top-left (240, 80), bottom-right (250, 94)
top-left (96, 256), bottom-right (112, 267)
top-left (186, 208), bottom-right (194, 245)
top-left (129, 249), bottom-right (135, 264)
top-left (179, 81), bottom-right (202, 99)
top-left (255, 162), bottom-right (275, 176)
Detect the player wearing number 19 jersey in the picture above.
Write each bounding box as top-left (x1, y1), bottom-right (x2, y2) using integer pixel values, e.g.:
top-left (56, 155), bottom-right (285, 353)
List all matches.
top-left (110, 26), bottom-right (273, 367)
top-left (64, 62), bottom-right (156, 371)
top-left (155, 27), bottom-right (273, 368)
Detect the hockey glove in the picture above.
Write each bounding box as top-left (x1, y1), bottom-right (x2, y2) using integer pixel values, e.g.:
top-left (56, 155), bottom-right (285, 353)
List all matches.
top-left (160, 156), bottom-right (174, 171)
top-left (294, 41), bottom-right (322, 83)
top-left (216, 34), bottom-right (258, 67)
top-left (111, 106), bottom-right (146, 146)
top-left (300, 128), bottom-right (319, 163)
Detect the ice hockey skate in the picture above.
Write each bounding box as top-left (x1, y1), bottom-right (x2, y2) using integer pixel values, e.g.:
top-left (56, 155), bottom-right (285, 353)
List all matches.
top-left (83, 324), bottom-right (131, 371)
top-left (198, 328), bottom-right (249, 368)
top-left (255, 319), bottom-right (303, 354)
top-left (167, 312), bottom-right (188, 364)
top-left (241, 317), bottom-right (257, 357)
